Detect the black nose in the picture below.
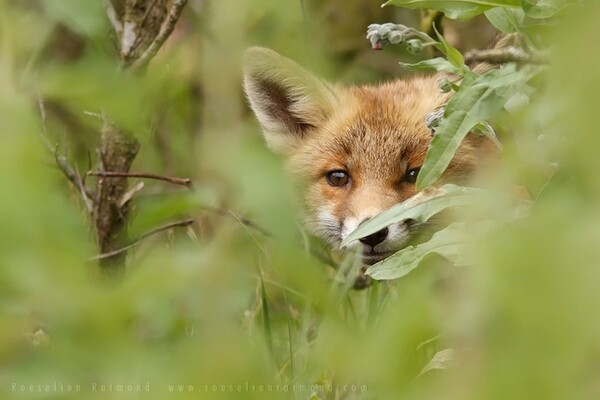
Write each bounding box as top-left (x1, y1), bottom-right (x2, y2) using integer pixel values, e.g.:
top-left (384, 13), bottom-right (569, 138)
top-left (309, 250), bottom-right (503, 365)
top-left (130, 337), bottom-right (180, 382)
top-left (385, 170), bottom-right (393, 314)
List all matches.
top-left (359, 227), bottom-right (389, 247)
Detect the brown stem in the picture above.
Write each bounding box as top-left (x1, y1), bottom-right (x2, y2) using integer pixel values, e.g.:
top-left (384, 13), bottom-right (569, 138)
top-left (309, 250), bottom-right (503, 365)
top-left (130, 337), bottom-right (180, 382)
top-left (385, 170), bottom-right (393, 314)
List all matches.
top-left (129, 0), bottom-right (188, 70)
top-left (91, 218), bottom-right (195, 261)
top-left (88, 171), bottom-right (193, 189)
top-left (93, 120), bottom-right (140, 272)
top-left (102, 0), bottom-right (123, 36)
top-left (465, 47), bottom-right (548, 65)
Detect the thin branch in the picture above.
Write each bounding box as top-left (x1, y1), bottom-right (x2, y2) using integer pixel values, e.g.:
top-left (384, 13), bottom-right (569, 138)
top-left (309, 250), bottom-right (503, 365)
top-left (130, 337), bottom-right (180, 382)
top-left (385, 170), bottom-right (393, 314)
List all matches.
top-left (465, 46), bottom-right (549, 65)
top-left (123, 0), bottom-right (164, 59)
top-left (228, 209), bottom-right (267, 255)
top-left (38, 97), bottom-right (95, 204)
top-left (201, 207), bottom-right (335, 268)
top-left (38, 97), bottom-right (49, 138)
top-left (204, 207), bottom-right (271, 237)
top-left (91, 218), bottom-right (195, 260)
top-left (533, 163), bottom-right (560, 204)
top-left (129, 0), bottom-right (189, 70)
top-left (119, 181), bottom-right (145, 208)
top-left (54, 152), bottom-right (96, 203)
top-left (309, 247), bottom-right (337, 269)
top-left (102, 0), bottom-right (123, 36)
top-left (53, 153), bottom-right (76, 180)
top-left (83, 110), bottom-right (103, 119)
top-left (88, 170), bottom-right (193, 189)
top-left (140, 0), bottom-right (162, 27)
top-left (75, 166), bottom-right (95, 214)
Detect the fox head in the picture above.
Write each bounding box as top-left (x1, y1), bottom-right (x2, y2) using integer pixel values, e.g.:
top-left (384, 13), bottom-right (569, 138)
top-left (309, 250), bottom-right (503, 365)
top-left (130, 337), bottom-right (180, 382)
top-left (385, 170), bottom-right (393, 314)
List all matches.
top-left (243, 47), bottom-right (494, 266)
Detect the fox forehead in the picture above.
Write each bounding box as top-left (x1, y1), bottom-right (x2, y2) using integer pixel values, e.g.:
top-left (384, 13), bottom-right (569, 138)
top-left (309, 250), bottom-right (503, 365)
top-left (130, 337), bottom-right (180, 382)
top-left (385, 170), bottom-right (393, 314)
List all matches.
top-left (290, 76), bottom-right (445, 182)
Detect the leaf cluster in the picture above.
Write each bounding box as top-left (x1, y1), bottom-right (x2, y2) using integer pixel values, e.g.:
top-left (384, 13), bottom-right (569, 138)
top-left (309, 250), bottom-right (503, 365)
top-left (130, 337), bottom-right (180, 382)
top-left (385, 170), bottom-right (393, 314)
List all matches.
top-left (349, 0), bottom-right (572, 280)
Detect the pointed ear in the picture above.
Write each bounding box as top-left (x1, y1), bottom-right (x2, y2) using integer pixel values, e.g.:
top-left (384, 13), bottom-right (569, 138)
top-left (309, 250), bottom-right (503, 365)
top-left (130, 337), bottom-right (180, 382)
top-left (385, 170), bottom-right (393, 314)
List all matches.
top-left (243, 47), bottom-right (337, 154)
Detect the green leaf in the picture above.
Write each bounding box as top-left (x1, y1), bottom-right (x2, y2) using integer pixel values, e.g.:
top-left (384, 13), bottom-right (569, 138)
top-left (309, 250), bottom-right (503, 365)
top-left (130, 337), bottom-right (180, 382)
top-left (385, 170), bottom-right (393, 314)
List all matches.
top-left (504, 89), bottom-right (530, 113)
top-left (383, 0), bottom-right (520, 20)
top-left (521, 0), bottom-right (577, 19)
top-left (342, 185), bottom-right (487, 247)
top-left (433, 25), bottom-right (465, 70)
top-left (400, 58), bottom-right (462, 74)
top-left (485, 7), bottom-right (525, 33)
top-left (366, 223), bottom-right (469, 280)
top-left (416, 64), bottom-right (541, 189)
top-left (521, 15), bottom-right (559, 27)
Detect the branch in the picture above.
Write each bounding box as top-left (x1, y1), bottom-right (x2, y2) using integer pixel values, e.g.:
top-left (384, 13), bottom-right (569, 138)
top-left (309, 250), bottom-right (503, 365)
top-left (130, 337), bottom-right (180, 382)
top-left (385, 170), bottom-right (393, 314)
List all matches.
top-left (88, 170), bottom-right (193, 189)
top-left (122, 0), bottom-right (164, 60)
top-left (205, 207), bottom-right (271, 238)
top-left (102, 0), bottom-right (123, 36)
top-left (54, 153), bottom-right (95, 213)
top-left (94, 120), bottom-right (140, 270)
top-left (37, 97), bottom-right (95, 208)
top-left (129, 0), bottom-right (188, 70)
top-left (90, 218), bottom-right (195, 260)
top-left (119, 181), bottom-right (145, 208)
top-left (465, 46), bottom-right (549, 65)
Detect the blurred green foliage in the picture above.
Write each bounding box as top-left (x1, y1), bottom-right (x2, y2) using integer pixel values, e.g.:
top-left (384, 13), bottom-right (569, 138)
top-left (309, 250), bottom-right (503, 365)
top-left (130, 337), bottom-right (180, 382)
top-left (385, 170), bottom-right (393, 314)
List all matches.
top-left (1, 0), bottom-right (599, 399)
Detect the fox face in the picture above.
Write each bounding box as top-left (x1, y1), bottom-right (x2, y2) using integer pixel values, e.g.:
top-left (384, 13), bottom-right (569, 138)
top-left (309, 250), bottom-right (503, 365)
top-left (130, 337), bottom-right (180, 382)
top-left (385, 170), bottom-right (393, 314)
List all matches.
top-left (244, 47), bottom-right (494, 266)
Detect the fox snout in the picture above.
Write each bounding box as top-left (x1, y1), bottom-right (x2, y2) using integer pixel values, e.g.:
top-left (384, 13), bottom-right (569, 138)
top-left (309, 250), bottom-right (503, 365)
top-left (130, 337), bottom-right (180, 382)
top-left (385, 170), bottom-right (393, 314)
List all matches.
top-left (358, 225), bottom-right (388, 247)
top-left (340, 214), bottom-right (413, 265)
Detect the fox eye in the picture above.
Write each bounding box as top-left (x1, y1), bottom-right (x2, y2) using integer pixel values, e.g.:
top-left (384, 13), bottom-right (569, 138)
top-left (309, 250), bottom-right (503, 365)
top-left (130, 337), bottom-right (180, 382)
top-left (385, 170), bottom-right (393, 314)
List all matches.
top-left (326, 170), bottom-right (350, 187)
top-left (404, 167), bottom-right (421, 184)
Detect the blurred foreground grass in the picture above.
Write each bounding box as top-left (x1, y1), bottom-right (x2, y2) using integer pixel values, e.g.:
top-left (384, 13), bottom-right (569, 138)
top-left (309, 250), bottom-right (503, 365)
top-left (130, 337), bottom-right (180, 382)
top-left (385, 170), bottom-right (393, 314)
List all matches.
top-left (1, 1), bottom-right (600, 399)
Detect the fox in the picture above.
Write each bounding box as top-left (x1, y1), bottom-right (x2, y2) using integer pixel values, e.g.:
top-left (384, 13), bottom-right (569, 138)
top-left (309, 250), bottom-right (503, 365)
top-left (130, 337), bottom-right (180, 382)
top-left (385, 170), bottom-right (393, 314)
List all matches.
top-left (243, 47), bottom-right (496, 283)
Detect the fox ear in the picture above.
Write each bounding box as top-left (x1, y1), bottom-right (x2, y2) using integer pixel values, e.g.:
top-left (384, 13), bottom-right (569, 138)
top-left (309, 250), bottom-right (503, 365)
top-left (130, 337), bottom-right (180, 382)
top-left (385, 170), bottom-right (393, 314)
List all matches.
top-left (243, 47), bottom-right (337, 154)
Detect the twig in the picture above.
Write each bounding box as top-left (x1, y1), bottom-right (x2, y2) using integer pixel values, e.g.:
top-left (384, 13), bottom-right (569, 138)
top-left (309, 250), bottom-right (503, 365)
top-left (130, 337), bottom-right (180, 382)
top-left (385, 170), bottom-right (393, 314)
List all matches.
top-left (83, 110), bottom-right (103, 119)
top-left (465, 46), bottom-right (548, 65)
top-left (119, 181), bottom-right (145, 208)
top-left (204, 207), bottom-right (271, 237)
top-left (91, 218), bottom-right (195, 260)
top-left (203, 207), bottom-right (336, 267)
top-left (102, 0), bottom-right (123, 36)
top-left (54, 153), bottom-right (96, 202)
top-left (228, 209), bottom-right (267, 255)
top-left (124, 0), bottom-right (164, 59)
top-left (140, 0), bottom-right (163, 27)
top-left (129, 0), bottom-right (188, 70)
top-left (309, 247), bottom-right (337, 269)
top-left (88, 170), bottom-right (193, 189)
top-left (38, 97), bottom-right (95, 203)
top-left (38, 97), bottom-right (49, 138)
top-left (75, 166), bottom-right (95, 214)
top-left (36, 98), bottom-right (59, 156)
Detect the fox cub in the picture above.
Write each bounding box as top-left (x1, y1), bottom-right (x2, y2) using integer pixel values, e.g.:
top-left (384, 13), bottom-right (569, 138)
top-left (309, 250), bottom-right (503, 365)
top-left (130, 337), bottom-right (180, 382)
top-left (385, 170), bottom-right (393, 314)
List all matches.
top-left (243, 47), bottom-right (494, 268)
